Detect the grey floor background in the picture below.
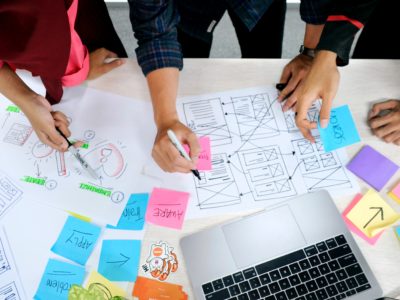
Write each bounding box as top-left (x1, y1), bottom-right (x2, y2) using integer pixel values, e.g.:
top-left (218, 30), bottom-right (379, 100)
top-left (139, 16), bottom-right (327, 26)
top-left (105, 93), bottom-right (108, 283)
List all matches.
top-left (107, 3), bottom-right (304, 59)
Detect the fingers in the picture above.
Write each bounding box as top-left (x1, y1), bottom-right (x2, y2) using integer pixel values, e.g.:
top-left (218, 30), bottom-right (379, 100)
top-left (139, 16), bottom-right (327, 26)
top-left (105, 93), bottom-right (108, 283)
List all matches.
top-left (319, 94), bottom-right (334, 128)
top-left (369, 100), bottom-right (399, 119)
top-left (380, 130), bottom-right (400, 144)
top-left (372, 120), bottom-right (400, 140)
top-left (184, 133), bottom-right (201, 162)
top-left (278, 76), bottom-right (300, 103)
top-left (37, 130), bottom-right (67, 152)
top-left (296, 97), bottom-right (317, 143)
top-left (369, 112), bottom-right (397, 129)
top-left (152, 138), bottom-right (194, 173)
top-left (101, 58), bottom-right (125, 75)
top-left (282, 89), bottom-right (300, 112)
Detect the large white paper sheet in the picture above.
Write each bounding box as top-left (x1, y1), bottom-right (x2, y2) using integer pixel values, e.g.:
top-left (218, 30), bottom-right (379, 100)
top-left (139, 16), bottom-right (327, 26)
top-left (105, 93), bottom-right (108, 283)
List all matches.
top-left (141, 86), bottom-right (360, 219)
top-left (0, 72), bottom-right (154, 225)
top-left (0, 229), bottom-right (26, 299)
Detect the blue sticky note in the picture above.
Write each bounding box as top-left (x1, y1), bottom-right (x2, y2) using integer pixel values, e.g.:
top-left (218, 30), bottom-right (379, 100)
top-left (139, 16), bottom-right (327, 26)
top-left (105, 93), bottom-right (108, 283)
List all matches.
top-left (34, 259), bottom-right (85, 300)
top-left (318, 105), bottom-right (361, 152)
top-left (98, 239), bottom-right (141, 282)
top-left (51, 216), bottom-right (101, 265)
top-left (107, 194), bottom-right (149, 230)
top-left (396, 226), bottom-right (400, 240)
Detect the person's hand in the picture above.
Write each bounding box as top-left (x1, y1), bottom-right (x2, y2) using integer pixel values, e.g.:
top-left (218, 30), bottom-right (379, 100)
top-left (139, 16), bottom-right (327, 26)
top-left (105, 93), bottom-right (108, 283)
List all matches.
top-left (369, 99), bottom-right (400, 145)
top-left (152, 119), bottom-right (201, 173)
top-left (21, 95), bottom-right (71, 151)
top-left (87, 48), bottom-right (125, 80)
top-left (295, 51), bottom-right (339, 142)
top-left (278, 54), bottom-right (313, 111)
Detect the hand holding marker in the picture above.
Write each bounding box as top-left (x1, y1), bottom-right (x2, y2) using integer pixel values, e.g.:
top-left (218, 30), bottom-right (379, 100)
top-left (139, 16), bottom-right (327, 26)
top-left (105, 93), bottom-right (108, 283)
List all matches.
top-left (167, 129), bottom-right (201, 180)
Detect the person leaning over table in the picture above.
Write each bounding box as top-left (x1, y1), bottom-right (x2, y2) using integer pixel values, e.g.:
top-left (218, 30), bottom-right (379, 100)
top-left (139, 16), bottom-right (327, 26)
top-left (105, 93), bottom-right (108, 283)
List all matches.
top-left (0, 0), bottom-right (126, 152)
top-left (276, 0), bottom-right (380, 142)
top-left (350, 0), bottom-right (400, 145)
top-left (128, 0), bottom-right (332, 174)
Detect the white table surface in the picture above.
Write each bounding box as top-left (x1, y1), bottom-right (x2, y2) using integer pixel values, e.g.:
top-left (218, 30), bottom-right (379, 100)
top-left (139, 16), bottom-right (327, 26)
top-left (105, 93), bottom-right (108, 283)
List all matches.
top-left (89, 59), bottom-right (400, 299)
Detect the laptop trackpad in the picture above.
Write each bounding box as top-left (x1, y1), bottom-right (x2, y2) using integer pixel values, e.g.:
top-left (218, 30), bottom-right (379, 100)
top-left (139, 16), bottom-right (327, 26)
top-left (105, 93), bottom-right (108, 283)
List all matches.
top-left (222, 205), bottom-right (307, 269)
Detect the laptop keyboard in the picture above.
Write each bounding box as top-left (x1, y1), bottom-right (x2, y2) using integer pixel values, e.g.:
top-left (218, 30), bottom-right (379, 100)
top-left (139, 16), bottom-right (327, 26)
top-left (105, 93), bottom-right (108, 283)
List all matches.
top-left (201, 235), bottom-right (371, 300)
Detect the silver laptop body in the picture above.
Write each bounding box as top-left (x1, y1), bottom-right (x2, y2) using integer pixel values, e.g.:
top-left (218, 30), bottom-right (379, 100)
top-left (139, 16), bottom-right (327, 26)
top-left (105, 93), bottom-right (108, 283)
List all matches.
top-left (181, 190), bottom-right (382, 300)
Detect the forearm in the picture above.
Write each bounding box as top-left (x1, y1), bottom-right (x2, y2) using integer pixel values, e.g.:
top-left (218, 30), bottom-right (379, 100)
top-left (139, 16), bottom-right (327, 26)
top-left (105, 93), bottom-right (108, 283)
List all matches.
top-left (304, 24), bottom-right (324, 49)
top-left (0, 64), bottom-right (37, 109)
top-left (146, 67), bottom-right (180, 129)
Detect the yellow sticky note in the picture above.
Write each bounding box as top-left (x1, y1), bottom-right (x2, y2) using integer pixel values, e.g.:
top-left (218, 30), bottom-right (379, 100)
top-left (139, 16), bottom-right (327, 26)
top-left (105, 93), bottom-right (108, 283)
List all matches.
top-left (85, 271), bottom-right (126, 298)
top-left (67, 211), bottom-right (92, 223)
top-left (347, 189), bottom-right (400, 238)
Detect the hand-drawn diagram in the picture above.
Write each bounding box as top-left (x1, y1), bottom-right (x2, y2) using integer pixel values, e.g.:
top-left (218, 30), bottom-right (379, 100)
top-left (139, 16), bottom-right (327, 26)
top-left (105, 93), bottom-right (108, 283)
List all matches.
top-left (0, 282), bottom-right (21, 300)
top-left (3, 123), bottom-right (32, 146)
top-left (0, 239), bottom-right (11, 275)
top-left (183, 98), bottom-right (232, 146)
top-left (232, 93), bottom-right (279, 140)
top-left (194, 153), bottom-right (241, 209)
top-left (0, 172), bottom-right (23, 219)
top-left (177, 86), bottom-right (357, 217)
top-left (83, 142), bottom-right (126, 179)
top-left (292, 137), bottom-right (353, 191)
top-left (238, 146), bottom-right (297, 200)
top-left (283, 101), bottom-right (321, 132)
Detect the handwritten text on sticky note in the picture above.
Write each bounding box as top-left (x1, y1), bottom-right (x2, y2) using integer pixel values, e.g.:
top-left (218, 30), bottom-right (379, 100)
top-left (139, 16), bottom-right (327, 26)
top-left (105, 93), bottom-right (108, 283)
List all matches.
top-left (145, 188), bottom-right (189, 230)
top-left (318, 105), bottom-right (360, 152)
top-left (107, 193), bottom-right (149, 230)
top-left (51, 216), bottom-right (101, 265)
top-left (183, 136), bottom-right (212, 171)
top-left (35, 259), bottom-right (85, 300)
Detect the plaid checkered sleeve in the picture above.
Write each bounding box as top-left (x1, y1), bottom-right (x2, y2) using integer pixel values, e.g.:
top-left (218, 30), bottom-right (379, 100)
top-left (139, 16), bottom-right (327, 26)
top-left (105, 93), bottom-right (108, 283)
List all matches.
top-left (129, 0), bottom-right (183, 76)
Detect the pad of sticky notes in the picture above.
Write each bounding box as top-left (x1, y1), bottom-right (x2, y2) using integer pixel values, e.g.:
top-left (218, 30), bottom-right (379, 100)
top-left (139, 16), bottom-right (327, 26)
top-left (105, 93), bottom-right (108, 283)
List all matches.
top-left (346, 189), bottom-right (400, 238)
top-left (133, 276), bottom-right (188, 300)
top-left (342, 194), bottom-right (384, 245)
top-left (389, 181), bottom-right (400, 204)
top-left (318, 105), bottom-right (361, 152)
top-left (347, 145), bottom-right (399, 191)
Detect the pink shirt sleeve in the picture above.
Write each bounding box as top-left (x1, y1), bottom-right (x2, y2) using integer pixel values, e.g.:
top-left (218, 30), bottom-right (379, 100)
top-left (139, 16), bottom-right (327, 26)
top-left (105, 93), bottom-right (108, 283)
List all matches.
top-left (61, 0), bottom-right (90, 87)
top-left (0, 61), bottom-right (4, 69)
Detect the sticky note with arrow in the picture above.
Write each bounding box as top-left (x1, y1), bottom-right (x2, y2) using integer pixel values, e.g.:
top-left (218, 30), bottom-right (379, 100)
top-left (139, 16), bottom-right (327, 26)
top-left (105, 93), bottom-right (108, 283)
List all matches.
top-left (98, 239), bottom-right (141, 282)
top-left (346, 189), bottom-right (400, 238)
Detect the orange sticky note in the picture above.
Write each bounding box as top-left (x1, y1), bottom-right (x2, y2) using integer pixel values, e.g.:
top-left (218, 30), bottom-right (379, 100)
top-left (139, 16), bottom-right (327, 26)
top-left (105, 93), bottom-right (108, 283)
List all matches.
top-left (183, 136), bottom-right (212, 171)
top-left (133, 276), bottom-right (188, 300)
top-left (145, 188), bottom-right (189, 230)
top-left (389, 181), bottom-right (400, 204)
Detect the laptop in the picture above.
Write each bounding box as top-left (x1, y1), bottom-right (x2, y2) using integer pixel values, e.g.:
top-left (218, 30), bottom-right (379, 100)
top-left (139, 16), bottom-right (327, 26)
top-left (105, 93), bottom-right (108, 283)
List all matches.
top-left (180, 191), bottom-right (383, 300)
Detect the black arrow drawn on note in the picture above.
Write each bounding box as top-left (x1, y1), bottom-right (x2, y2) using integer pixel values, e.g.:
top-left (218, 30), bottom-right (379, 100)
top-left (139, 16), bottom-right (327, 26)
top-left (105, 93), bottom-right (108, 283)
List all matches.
top-left (106, 253), bottom-right (130, 267)
top-left (363, 207), bottom-right (384, 229)
top-left (36, 164), bottom-right (41, 177)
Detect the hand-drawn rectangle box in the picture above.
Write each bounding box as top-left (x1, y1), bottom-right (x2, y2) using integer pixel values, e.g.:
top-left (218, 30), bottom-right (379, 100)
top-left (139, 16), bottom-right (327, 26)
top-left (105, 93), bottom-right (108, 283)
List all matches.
top-left (183, 98), bottom-right (232, 146)
top-left (3, 123), bottom-right (32, 146)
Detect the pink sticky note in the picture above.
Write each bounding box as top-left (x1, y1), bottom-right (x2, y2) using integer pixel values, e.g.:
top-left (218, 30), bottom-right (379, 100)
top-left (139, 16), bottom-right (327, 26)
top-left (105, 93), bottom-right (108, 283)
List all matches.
top-left (342, 194), bottom-right (384, 245)
top-left (389, 182), bottom-right (400, 204)
top-left (183, 136), bottom-right (212, 171)
top-left (145, 188), bottom-right (190, 230)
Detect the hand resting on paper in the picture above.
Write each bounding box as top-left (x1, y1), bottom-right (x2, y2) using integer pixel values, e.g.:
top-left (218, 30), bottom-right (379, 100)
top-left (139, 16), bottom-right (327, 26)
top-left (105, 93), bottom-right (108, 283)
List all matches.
top-left (369, 99), bottom-right (400, 145)
top-left (152, 120), bottom-right (200, 173)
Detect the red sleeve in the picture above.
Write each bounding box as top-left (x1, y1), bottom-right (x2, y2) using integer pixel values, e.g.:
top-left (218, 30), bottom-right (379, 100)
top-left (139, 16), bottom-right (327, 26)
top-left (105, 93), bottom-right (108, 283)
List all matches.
top-left (0, 60), bottom-right (3, 68)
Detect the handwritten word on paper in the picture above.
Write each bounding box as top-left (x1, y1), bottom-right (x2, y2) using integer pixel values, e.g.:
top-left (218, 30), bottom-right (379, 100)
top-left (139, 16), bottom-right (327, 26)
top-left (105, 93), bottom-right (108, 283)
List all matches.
top-left (347, 145), bottom-right (399, 191)
top-left (35, 259), bottom-right (85, 300)
top-left (51, 216), bottom-right (101, 265)
top-left (21, 176), bottom-right (46, 186)
top-left (342, 194), bottom-right (383, 245)
top-left (107, 193), bottom-right (149, 230)
top-left (318, 105), bottom-right (360, 152)
top-left (183, 136), bottom-right (212, 171)
top-left (145, 188), bottom-right (190, 230)
top-left (346, 189), bottom-right (400, 238)
top-left (0, 170), bottom-right (23, 219)
top-left (79, 183), bottom-right (112, 197)
top-left (98, 239), bottom-right (141, 282)
top-left (389, 181), bottom-right (400, 204)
